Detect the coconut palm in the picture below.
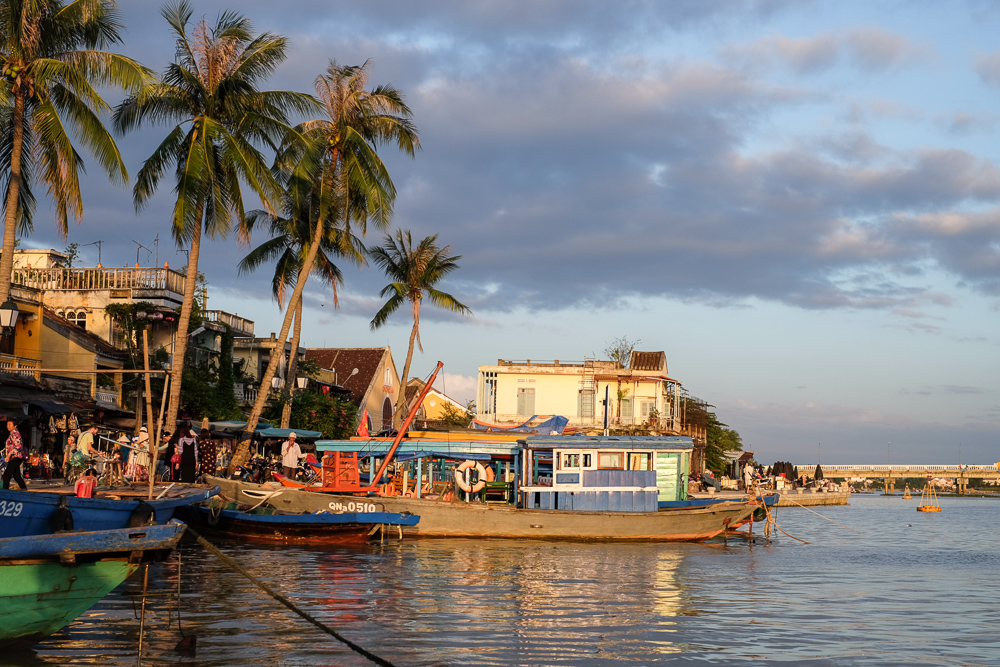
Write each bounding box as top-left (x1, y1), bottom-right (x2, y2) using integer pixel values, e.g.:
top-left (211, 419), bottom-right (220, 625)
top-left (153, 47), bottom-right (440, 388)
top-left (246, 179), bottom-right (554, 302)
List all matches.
top-left (240, 59), bottom-right (419, 441)
top-left (239, 183), bottom-right (366, 427)
top-left (0, 0), bottom-right (152, 303)
top-left (113, 0), bottom-right (314, 428)
top-left (369, 231), bottom-right (470, 427)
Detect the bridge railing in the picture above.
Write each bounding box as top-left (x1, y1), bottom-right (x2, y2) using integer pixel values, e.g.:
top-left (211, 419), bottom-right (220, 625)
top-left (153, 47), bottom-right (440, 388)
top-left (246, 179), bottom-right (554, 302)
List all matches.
top-left (797, 463), bottom-right (1000, 472)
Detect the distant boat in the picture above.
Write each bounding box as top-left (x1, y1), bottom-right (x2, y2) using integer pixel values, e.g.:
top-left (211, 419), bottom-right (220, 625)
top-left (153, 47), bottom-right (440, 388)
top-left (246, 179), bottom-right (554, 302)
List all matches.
top-left (181, 503), bottom-right (420, 545)
top-left (0, 485), bottom-right (220, 538)
top-left (0, 521), bottom-right (186, 650)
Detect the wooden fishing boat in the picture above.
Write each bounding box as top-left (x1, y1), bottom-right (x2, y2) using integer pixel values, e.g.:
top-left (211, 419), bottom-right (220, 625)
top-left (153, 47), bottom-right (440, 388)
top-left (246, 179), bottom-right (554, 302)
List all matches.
top-left (0, 485), bottom-right (220, 538)
top-left (207, 476), bottom-right (762, 542)
top-left (0, 520), bottom-right (186, 650)
top-left (179, 502), bottom-right (420, 545)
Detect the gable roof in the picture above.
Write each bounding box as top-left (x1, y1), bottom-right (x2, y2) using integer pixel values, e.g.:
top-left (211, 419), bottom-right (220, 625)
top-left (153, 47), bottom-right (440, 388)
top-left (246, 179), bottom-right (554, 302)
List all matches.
top-left (304, 347), bottom-right (392, 404)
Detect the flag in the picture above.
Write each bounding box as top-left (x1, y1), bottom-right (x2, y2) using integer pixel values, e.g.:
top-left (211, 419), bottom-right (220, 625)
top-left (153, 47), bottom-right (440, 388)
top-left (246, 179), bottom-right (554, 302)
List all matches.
top-left (357, 408), bottom-right (369, 438)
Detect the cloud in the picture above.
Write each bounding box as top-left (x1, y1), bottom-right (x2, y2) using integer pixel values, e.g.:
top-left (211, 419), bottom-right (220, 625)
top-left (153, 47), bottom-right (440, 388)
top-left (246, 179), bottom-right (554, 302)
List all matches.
top-left (974, 50), bottom-right (1000, 87)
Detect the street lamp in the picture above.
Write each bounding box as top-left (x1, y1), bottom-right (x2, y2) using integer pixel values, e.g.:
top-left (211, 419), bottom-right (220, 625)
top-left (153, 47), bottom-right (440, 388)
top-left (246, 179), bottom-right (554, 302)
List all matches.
top-left (295, 377), bottom-right (308, 390)
top-left (0, 299), bottom-right (19, 329)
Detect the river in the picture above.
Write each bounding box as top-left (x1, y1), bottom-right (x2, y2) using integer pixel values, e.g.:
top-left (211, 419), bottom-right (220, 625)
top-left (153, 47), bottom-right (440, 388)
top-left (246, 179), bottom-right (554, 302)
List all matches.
top-left (10, 495), bottom-right (1000, 666)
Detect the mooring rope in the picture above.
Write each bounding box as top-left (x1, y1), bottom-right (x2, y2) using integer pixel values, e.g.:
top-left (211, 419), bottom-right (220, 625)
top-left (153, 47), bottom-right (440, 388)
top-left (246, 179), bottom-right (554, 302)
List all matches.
top-left (780, 496), bottom-right (861, 534)
top-left (751, 481), bottom-right (810, 545)
top-left (186, 526), bottom-right (396, 667)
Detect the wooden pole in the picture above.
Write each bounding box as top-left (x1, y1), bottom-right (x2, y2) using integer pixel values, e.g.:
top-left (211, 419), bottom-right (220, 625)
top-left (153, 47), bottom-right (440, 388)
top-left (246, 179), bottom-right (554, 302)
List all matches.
top-left (142, 329), bottom-right (155, 440)
top-left (148, 373), bottom-right (170, 500)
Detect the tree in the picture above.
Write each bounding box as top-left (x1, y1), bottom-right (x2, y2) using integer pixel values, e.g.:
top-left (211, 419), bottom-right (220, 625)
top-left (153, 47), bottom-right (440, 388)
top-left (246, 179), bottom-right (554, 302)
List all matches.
top-left (705, 411), bottom-right (742, 476)
top-left (604, 336), bottom-right (639, 368)
top-left (113, 0), bottom-right (313, 431)
top-left (370, 231), bottom-right (470, 427)
top-left (239, 188), bottom-right (364, 427)
top-left (0, 0), bottom-right (151, 303)
top-left (241, 59), bottom-right (419, 445)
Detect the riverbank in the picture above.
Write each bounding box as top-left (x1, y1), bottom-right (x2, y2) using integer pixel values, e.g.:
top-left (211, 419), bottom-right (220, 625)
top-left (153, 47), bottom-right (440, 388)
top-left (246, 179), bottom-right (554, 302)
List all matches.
top-left (690, 487), bottom-right (851, 507)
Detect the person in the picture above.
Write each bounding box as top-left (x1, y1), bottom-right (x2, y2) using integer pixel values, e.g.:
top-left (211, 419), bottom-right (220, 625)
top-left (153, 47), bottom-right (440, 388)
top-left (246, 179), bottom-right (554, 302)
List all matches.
top-left (176, 423), bottom-right (199, 483)
top-left (743, 462), bottom-right (754, 491)
top-left (157, 432), bottom-right (173, 481)
top-left (62, 434), bottom-right (76, 479)
top-left (198, 428), bottom-right (217, 477)
top-left (2, 419), bottom-right (27, 490)
top-left (281, 432), bottom-right (306, 480)
top-left (78, 424), bottom-right (97, 458)
top-left (128, 426), bottom-right (150, 481)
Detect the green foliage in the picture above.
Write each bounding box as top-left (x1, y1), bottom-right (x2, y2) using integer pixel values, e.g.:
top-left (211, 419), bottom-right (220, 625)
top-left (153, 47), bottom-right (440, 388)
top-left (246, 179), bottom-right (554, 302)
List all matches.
top-left (705, 411), bottom-right (743, 476)
top-left (63, 242), bottom-right (79, 268)
top-left (439, 400), bottom-right (474, 427)
top-left (604, 336), bottom-right (640, 368)
top-left (213, 326), bottom-right (241, 419)
top-left (263, 392), bottom-right (358, 439)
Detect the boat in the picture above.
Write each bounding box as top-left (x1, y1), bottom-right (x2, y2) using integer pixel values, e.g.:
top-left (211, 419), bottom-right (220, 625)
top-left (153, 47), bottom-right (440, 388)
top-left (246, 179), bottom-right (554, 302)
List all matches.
top-left (0, 485), bottom-right (220, 538)
top-left (917, 482), bottom-right (941, 512)
top-left (0, 520), bottom-right (186, 650)
top-left (206, 475), bottom-right (761, 541)
top-left (179, 501), bottom-right (420, 545)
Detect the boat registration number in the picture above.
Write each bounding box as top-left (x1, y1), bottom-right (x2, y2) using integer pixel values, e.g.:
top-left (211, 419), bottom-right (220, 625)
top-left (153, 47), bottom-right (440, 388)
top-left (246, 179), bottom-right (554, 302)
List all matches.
top-left (328, 501), bottom-right (378, 513)
top-left (0, 501), bottom-right (23, 517)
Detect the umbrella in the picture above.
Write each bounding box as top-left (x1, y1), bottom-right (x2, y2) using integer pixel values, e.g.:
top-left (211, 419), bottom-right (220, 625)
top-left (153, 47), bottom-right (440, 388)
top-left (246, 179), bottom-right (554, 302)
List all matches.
top-left (814, 464), bottom-right (824, 480)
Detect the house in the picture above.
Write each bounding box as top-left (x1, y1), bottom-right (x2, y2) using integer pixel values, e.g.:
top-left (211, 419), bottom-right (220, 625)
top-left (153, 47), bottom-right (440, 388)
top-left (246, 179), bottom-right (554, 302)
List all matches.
top-left (476, 351), bottom-right (685, 433)
top-left (232, 333), bottom-right (306, 404)
top-left (304, 347), bottom-right (400, 431)
top-left (403, 377), bottom-right (467, 423)
top-left (40, 308), bottom-right (127, 409)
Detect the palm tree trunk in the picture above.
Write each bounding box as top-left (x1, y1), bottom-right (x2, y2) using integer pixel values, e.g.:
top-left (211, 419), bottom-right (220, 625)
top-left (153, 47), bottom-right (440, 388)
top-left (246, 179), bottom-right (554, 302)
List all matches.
top-left (392, 302), bottom-right (420, 428)
top-left (164, 220), bottom-right (203, 429)
top-left (0, 93), bottom-right (26, 304)
top-left (231, 213), bottom-right (324, 473)
top-left (279, 295), bottom-right (303, 429)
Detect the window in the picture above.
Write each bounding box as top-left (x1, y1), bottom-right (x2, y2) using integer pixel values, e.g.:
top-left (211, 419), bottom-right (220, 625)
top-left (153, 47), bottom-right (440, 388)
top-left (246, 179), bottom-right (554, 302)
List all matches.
top-left (381, 396), bottom-right (393, 428)
top-left (481, 371), bottom-right (497, 415)
top-left (561, 453), bottom-right (581, 469)
top-left (619, 397), bottom-right (632, 423)
top-left (578, 389), bottom-right (595, 418)
top-left (629, 452), bottom-right (651, 470)
top-left (66, 310), bottom-right (87, 330)
top-left (598, 451), bottom-right (624, 469)
top-left (517, 387), bottom-right (535, 416)
top-left (384, 368), bottom-right (393, 386)
top-left (639, 400), bottom-right (656, 420)
top-left (582, 453), bottom-right (592, 468)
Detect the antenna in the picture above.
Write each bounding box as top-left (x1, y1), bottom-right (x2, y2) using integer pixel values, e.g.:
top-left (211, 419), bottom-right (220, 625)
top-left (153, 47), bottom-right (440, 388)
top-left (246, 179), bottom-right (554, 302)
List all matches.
top-left (153, 230), bottom-right (160, 266)
top-left (133, 240), bottom-right (152, 265)
top-left (81, 240), bottom-right (103, 265)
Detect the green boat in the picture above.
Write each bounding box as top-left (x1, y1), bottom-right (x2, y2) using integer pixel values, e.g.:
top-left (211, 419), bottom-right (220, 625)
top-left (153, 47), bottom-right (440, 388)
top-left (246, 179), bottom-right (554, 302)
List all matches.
top-left (0, 521), bottom-right (186, 650)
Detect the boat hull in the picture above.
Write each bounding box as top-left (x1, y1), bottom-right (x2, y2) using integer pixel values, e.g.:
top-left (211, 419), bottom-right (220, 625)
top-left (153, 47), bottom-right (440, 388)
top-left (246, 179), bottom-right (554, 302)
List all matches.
top-left (0, 487), bottom-right (220, 538)
top-left (0, 521), bottom-right (185, 650)
top-left (207, 476), bottom-right (757, 542)
top-left (180, 505), bottom-right (420, 545)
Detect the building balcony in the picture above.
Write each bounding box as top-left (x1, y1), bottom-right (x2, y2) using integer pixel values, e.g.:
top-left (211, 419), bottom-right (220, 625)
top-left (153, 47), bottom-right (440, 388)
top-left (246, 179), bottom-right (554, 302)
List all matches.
top-left (0, 354), bottom-right (40, 379)
top-left (13, 266), bottom-right (186, 297)
top-left (204, 310), bottom-right (254, 337)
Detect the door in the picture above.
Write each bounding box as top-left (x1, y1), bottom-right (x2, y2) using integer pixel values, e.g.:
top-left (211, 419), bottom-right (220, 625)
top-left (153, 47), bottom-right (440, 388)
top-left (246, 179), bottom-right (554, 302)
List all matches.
top-left (517, 388), bottom-right (535, 416)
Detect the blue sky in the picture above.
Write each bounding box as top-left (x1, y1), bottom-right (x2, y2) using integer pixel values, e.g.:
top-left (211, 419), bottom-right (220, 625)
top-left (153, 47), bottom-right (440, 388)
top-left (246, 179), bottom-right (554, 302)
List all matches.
top-left (21, 0), bottom-right (1000, 464)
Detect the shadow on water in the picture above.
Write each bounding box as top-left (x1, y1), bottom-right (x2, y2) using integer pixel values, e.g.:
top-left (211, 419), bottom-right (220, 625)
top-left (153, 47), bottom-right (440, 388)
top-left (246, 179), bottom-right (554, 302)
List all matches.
top-left (9, 496), bottom-right (1000, 666)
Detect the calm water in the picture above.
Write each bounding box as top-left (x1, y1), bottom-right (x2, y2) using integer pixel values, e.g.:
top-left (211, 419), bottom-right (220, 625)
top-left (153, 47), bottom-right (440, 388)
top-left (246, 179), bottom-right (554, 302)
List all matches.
top-left (9, 495), bottom-right (1000, 666)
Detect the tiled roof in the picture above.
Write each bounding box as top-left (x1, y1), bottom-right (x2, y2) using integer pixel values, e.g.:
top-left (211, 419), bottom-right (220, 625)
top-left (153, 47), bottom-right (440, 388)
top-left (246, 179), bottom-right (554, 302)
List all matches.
top-left (304, 347), bottom-right (388, 404)
top-left (630, 350), bottom-right (667, 373)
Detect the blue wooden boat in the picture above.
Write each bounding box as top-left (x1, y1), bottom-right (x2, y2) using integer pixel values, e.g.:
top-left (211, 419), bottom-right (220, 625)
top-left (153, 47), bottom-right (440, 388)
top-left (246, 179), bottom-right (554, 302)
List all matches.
top-left (0, 520), bottom-right (186, 650)
top-left (181, 502), bottom-right (420, 545)
top-left (0, 486), bottom-right (220, 538)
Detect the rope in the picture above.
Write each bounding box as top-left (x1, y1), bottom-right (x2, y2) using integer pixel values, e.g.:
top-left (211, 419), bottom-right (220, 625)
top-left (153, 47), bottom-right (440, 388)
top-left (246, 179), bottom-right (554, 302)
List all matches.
top-left (751, 481), bottom-right (810, 545)
top-left (186, 526), bottom-right (397, 667)
top-left (780, 496), bottom-right (861, 534)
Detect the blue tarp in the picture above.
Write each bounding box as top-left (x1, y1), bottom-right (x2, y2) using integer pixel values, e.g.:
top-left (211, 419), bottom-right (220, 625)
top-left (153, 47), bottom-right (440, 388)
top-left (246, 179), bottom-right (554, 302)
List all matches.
top-left (256, 427), bottom-right (322, 439)
top-left (357, 450), bottom-right (493, 462)
top-left (470, 415), bottom-right (569, 434)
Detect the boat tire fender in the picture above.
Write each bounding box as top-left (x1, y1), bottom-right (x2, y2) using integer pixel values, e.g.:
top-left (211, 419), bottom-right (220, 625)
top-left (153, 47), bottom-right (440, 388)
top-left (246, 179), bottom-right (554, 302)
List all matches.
top-left (455, 460), bottom-right (487, 493)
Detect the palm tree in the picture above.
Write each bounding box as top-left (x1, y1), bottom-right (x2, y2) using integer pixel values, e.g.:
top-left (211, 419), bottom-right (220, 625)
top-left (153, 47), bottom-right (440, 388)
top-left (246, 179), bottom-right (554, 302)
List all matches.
top-left (0, 0), bottom-right (152, 303)
top-left (113, 0), bottom-right (314, 428)
top-left (239, 186), bottom-right (365, 427)
top-left (369, 231), bottom-right (470, 427)
top-left (240, 59), bottom-right (419, 441)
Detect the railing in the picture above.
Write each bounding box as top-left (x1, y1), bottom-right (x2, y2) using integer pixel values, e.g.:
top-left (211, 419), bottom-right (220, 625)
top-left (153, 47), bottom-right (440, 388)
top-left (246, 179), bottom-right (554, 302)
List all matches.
top-left (12, 267), bottom-right (186, 295)
top-left (95, 388), bottom-right (119, 407)
top-left (0, 355), bottom-right (40, 378)
top-left (204, 310), bottom-right (255, 336)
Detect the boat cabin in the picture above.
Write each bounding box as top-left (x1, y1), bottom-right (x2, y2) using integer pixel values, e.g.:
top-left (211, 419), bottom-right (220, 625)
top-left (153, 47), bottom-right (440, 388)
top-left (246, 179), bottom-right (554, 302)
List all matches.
top-left (519, 436), bottom-right (693, 512)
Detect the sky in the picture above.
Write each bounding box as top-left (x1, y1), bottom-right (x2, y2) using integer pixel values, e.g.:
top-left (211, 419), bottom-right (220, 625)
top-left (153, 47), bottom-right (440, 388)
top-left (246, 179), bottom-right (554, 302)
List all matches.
top-left (19, 0), bottom-right (1000, 464)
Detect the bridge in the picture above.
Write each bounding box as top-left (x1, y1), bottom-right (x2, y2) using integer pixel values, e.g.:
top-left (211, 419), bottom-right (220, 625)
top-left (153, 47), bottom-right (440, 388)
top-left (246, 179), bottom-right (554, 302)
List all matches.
top-left (793, 464), bottom-right (1000, 493)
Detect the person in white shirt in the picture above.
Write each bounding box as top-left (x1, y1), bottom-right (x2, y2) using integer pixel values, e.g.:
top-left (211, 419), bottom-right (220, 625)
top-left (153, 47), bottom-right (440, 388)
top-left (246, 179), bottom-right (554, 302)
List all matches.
top-left (281, 432), bottom-right (305, 480)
